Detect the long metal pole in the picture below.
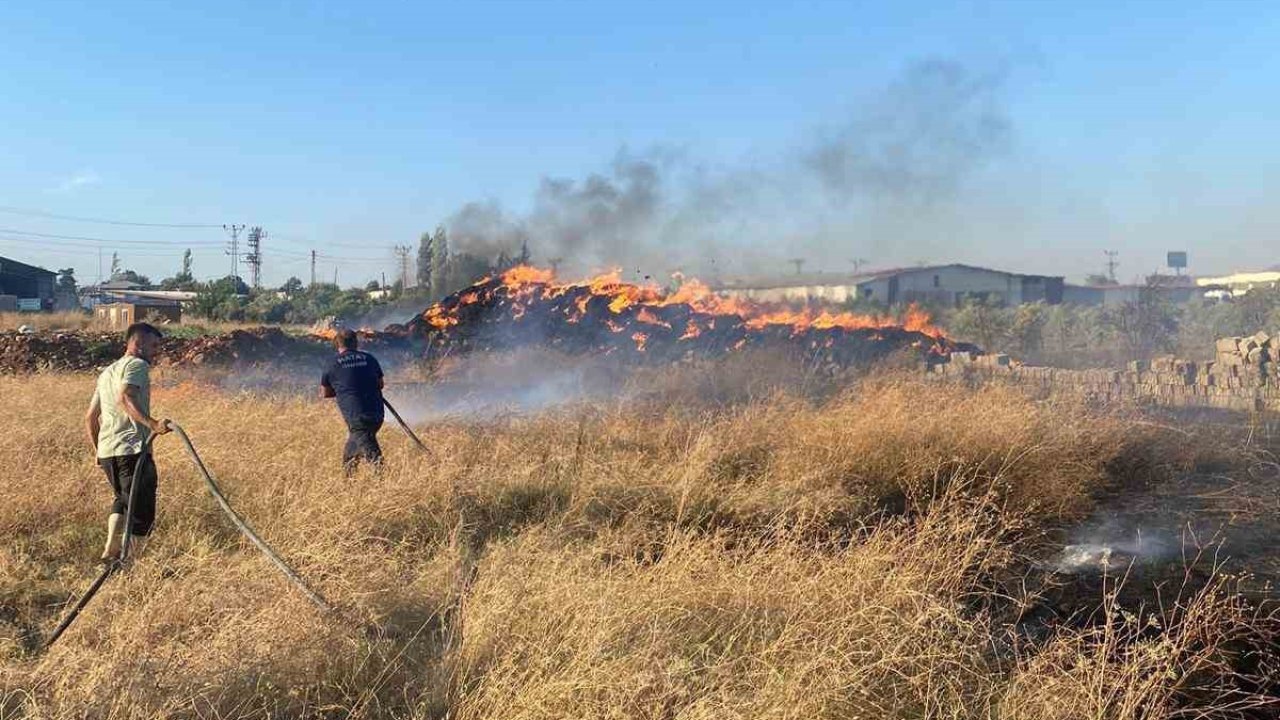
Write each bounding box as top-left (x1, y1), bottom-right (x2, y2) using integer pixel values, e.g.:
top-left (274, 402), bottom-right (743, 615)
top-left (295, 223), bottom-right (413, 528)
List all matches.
top-left (45, 434), bottom-right (155, 649)
top-left (383, 398), bottom-right (431, 457)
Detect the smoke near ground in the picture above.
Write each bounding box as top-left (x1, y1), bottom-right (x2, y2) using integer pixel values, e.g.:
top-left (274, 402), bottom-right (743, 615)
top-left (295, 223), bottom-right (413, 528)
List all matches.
top-left (445, 58), bottom-right (1013, 279)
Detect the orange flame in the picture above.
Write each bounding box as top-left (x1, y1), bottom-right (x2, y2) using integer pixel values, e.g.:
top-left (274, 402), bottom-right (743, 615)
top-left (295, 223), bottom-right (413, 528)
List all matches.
top-left (496, 265), bottom-right (944, 338)
top-left (414, 265), bottom-right (948, 353)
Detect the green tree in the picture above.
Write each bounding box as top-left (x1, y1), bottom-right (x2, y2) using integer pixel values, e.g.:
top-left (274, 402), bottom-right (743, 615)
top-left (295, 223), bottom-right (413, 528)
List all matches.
top-left (112, 269), bottom-right (152, 287)
top-left (191, 277), bottom-right (248, 320)
top-left (1008, 302), bottom-right (1048, 355)
top-left (950, 297), bottom-right (1012, 352)
top-left (445, 252), bottom-right (491, 296)
top-left (429, 225), bottom-right (449, 298)
top-left (1101, 281), bottom-right (1180, 360)
top-left (279, 276), bottom-right (304, 296)
top-left (1237, 285), bottom-right (1280, 332)
top-left (159, 249), bottom-right (196, 290)
top-left (416, 231), bottom-right (433, 292)
top-left (56, 268), bottom-right (77, 292)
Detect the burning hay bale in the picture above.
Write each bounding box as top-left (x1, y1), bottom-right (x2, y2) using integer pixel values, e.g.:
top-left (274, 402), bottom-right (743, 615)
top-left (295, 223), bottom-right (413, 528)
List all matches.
top-left (387, 266), bottom-right (976, 366)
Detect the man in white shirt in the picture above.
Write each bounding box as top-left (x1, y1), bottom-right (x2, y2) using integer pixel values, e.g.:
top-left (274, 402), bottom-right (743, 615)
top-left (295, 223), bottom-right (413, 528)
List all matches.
top-left (85, 322), bottom-right (171, 564)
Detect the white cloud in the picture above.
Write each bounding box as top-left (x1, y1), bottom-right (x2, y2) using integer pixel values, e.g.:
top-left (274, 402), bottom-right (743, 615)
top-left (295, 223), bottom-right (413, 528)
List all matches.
top-left (49, 169), bottom-right (102, 193)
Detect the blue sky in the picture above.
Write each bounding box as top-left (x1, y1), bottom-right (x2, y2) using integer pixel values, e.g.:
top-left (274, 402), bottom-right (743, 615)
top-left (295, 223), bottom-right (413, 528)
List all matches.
top-left (1, 0), bottom-right (1277, 287)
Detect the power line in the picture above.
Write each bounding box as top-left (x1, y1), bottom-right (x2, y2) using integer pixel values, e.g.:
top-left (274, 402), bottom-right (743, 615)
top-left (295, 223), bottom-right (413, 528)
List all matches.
top-left (0, 205), bottom-right (221, 228)
top-left (0, 226), bottom-right (222, 246)
top-left (0, 234), bottom-right (204, 255)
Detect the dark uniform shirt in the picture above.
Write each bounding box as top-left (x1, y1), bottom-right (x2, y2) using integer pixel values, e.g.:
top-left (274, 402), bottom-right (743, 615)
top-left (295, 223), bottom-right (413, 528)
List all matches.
top-left (321, 350), bottom-right (385, 428)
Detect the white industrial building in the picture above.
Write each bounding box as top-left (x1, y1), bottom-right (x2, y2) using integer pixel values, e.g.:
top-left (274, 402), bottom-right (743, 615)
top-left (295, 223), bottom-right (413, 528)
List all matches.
top-left (1196, 270), bottom-right (1280, 297)
top-left (717, 264), bottom-right (1064, 307)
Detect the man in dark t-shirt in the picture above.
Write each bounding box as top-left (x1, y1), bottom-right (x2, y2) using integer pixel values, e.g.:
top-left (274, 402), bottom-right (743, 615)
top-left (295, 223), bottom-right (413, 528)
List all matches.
top-left (320, 329), bottom-right (386, 472)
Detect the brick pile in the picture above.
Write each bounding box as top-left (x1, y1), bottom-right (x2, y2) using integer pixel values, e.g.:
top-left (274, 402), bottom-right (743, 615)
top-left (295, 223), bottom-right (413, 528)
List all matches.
top-left (929, 331), bottom-right (1280, 412)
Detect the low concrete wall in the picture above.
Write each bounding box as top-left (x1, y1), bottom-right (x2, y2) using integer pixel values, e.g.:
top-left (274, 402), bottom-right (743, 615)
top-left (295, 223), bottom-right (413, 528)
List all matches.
top-left (929, 331), bottom-right (1280, 413)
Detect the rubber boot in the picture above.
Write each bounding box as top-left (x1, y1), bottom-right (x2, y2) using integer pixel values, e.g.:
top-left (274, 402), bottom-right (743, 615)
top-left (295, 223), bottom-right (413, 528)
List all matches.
top-left (100, 513), bottom-right (124, 564)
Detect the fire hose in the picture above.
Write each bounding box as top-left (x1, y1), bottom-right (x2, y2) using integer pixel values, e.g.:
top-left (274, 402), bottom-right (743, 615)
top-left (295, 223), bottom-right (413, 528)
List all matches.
top-left (44, 421), bottom-right (333, 650)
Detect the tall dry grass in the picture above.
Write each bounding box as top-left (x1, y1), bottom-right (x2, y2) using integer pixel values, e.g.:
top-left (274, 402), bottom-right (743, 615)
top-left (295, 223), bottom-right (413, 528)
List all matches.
top-left (0, 366), bottom-right (1273, 718)
top-left (0, 312), bottom-right (106, 333)
top-left (0, 312), bottom-right (308, 336)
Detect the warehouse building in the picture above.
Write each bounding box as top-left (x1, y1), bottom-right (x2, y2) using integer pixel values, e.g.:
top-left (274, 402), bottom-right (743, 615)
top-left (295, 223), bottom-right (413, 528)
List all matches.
top-left (0, 255), bottom-right (57, 311)
top-left (717, 264), bottom-right (1064, 307)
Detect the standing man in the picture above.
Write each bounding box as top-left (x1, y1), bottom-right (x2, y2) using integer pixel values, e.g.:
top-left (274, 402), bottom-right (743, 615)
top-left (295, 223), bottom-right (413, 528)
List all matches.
top-left (85, 322), bottom-right (171, 564)
top-left (320, 329), bottom-right (386, 472)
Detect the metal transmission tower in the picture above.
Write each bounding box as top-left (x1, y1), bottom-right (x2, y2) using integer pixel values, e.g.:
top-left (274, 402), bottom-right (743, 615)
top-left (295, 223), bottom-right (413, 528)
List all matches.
top-left (244, 227), bottom-right (265, 289)
top-left (393, 245), bottom-right (412, 289)
top-left (223, 224), bottom-right (245, 279)
top-left (1104, 250), bottom-right (1120, 283)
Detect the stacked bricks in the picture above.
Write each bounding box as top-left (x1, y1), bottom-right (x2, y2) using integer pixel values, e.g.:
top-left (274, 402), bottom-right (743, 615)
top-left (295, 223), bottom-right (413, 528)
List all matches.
top-left (928, 331), bottom-right (1280, 412)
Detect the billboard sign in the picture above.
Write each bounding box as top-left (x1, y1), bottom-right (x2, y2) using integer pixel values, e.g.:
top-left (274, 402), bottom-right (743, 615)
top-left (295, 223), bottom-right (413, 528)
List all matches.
top-left (1167, 251), bottom-right (1188, 269)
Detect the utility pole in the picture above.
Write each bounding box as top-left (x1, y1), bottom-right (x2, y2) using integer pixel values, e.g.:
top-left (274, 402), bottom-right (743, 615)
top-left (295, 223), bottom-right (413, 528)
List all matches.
top-left (1104, 250), bottom-right (1119, 283)
top-left (223, 224), bottom-right (245, 279)
top-left (244, 226), bottom-right (265, 289)
top-left (310, 250), bottom-right (317, 288)
top-left (393, 244), bottom-right (412, 289)
top-left (788, 258), bottom-right (805, 275)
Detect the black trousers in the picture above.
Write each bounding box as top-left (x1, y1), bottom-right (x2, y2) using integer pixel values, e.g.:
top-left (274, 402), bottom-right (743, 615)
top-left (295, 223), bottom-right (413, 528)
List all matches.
top-left (343, 420), bottom-right (383, 470)
top-left (99, 453), bottom-right (158, 536)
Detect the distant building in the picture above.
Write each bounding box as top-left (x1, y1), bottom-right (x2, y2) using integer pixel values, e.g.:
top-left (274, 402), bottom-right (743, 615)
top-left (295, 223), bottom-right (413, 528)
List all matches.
top-left (717, 264), bottom-right (1064, 307)
top-left (0, 255), bottom-right (58, 311)
top-left (94, 299), bottom-right (182, 329)
top-left (81, 278), bottom-right (149, 310)
top-left (1195, 270), bottom-right (1280, 297)
top-left (1063, 281), bottom-right (1206, 307)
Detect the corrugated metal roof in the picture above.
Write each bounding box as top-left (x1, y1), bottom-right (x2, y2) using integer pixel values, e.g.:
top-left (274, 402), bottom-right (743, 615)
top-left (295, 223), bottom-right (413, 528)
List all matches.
top-left (0, 255), bottom-right (57, 276)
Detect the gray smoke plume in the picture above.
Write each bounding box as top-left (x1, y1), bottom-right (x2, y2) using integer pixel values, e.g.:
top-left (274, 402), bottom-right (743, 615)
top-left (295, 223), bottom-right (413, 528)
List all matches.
top-left (528, 153), bottom-right (664, 266)
top-left (449, 201), bottom-right (529, 259)
top-left (446, 57), bottom-right (1014, 279)
top-left (807, 59), bottom-right (1012, 203)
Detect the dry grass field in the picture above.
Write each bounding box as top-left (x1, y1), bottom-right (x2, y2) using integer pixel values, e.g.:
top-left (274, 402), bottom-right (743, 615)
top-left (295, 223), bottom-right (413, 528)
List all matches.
top-left (0, 312), bottom-right (108, 333)
top-left (1, 358), bottom-right (1277, 718)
